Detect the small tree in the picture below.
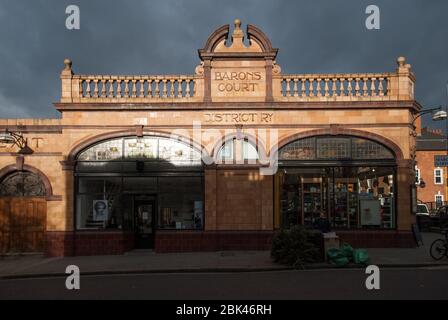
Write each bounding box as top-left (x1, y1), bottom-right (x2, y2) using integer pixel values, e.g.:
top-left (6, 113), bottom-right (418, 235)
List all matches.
top-left (271, 226), bottom-right (320, 268)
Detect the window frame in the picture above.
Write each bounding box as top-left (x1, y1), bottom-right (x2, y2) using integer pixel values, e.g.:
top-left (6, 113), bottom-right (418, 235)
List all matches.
top-left (415, 166), bottom-right (421, 185)
top-left (434, 168), bottom-right (443, 185)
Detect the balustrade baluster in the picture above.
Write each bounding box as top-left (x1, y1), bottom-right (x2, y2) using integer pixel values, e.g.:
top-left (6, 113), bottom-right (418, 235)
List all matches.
top-left (332, 78), bottom-right (337, 97)
top-left (309, 79), bottom-right (314, 97)
top-left (339, 78), bottom-right (345, 96)
top-left (378, 77), bottom-right (384, 96)
top-left (324, 78), bottom-right (329, 97)
top-left (85, 79), bottom-right (91, 97)
top-left (355, 78), bottom-right (360, 97)
top-left (116, 79), bottom-right (122, 98)
top-left (139, 80), bottom-right (145, 98)
top-left (155, 79), bottom-right (160, 97)
top-left (101, 79), bottom-right (106, 98)
top-left (293, 78), bottom-right (299, 97)
top-left (370, 78), bottom-right (376, 96)
top-left (162, 79), bottom-right (168, 98)
top-left (301, 79), bottom-right (306, 97)
top-left (347, 78), bottom-right (353, 96)
top-left (131, 79), bottom-right (137, 98)
top-left (363, 78), bottom-right (368, 96)
top-left (185, 79), bottom-right (191, 97)
top-left (178, 79), bottom-right (183, 98)
top-left (285, 78), bottom-right (291, 96)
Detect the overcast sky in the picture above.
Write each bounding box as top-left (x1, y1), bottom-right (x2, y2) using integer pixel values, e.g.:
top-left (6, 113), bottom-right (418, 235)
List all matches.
top-left (0, 0), bottom-right (447, 128)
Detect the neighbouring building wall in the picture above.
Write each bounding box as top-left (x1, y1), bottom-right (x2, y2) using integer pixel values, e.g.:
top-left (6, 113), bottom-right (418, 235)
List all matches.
top-left (416, 150), bottom-right (447, 204)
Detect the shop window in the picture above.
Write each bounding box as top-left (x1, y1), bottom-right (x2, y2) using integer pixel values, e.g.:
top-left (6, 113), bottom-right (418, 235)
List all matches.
top-left (278, 166), bottom-right (395, 230)
top-left (0, 171), bottom-right (46, 197)
top-left (75, 136), bottom-right (204, 231)
top-left (158, 177), bottom-right (203, 230)
top-left (216, 138), bottom-right (259, 163)
top-left (434, 168), bottom-right (443, 185)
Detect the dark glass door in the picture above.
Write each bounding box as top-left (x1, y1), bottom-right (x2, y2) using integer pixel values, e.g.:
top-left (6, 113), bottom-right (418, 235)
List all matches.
top-left (134, 199), bottom-right (155, 248)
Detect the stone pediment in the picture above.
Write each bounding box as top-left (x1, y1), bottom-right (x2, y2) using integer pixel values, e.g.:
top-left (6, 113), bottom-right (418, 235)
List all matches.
top-left (198, 19), bottom-right (278, 59)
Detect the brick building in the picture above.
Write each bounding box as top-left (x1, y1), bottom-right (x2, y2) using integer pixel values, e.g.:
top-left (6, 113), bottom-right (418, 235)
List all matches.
top-left (416, 127), bottom-right (447, 209)
top-left (0, 20), bottom-right (420, 256)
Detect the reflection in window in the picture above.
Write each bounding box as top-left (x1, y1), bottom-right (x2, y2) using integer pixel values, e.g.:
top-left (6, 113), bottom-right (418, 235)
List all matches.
top-left (75, 176), bottom-right (203, 231)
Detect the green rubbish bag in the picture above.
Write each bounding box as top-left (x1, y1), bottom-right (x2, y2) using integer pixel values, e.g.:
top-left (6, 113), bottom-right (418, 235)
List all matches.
top-left (327, 248), bottom-right (343, 260)
top-left (353, 249), bottom-right (370, 265)
top-left (340, 243), bottom-right (354, 259)
top-left (331, 256), bottom-right (350, 267)
top-left (326, 248), bottom-right (349, 267)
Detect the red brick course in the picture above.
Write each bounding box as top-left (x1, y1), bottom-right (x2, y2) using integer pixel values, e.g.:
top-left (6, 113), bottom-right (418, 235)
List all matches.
top-left (44, 230), bottom-right (415, 256)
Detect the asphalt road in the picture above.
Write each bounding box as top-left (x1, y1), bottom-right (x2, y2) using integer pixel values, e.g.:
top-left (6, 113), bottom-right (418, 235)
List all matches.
top-left (1, 267), bottom-right (447, 300)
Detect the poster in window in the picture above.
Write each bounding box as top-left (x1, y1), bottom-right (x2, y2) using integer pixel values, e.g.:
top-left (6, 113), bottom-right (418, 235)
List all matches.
top-left (360, 199), bottom-right (381, 226)
top-left (93, 200), bottom-right (109, 222)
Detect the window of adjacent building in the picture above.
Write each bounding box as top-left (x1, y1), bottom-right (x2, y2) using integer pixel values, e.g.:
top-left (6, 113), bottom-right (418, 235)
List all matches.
top-left (435, 192), bottom-right (444, 207)
top-left (434, 168), bottom-right (443, 185)
top-left (415, 166), bottom-right (420, 184)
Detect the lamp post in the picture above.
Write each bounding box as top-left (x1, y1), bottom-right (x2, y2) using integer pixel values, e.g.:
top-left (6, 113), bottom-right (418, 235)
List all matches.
top-left (0, 129), bottom-right (34, 154)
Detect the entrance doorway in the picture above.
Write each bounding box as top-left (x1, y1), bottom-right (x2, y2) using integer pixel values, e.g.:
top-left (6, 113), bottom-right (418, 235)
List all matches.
top-left (134, 197), bottom-right (156, 249)
top-left (0, 197), bottom-right (46, 253)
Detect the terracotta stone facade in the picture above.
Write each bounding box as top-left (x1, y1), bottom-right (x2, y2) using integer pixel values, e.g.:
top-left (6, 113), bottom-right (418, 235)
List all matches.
top-left (0, 20), bottom-right (420, 256)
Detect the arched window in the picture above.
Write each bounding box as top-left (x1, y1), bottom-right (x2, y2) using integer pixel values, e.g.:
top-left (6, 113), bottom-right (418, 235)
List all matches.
top-left (279, 136), bottom-right (394, 161)
top-left (216, 138), bottom-right (259, 163)
top-left (77, 136), bottom-right (202, 165)
top-left (0, 171), bottom-right (46, 197)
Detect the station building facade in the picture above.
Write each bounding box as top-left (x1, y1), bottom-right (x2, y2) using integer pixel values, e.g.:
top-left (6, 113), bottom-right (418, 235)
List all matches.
top-left (0, 20), bottom-right (420, 256)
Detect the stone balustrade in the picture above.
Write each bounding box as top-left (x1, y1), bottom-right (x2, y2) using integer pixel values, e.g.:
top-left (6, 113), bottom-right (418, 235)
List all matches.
top-left (59, 56), bottom-right (415, 104)
top-left (60, 59), bottom-right (204, 103)
top-left (277, 73), bottom-right (391, 99)
top-left (272, 57), bottom-right (415, 102)
top-left (76, 74), bottom-right (199, 100)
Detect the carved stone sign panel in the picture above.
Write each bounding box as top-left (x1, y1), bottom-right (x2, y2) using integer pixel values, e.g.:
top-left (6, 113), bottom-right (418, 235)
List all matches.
top-left (210, 55), bottom-right (267, 102)
top-left (211, 67), bottom-right (266, 101)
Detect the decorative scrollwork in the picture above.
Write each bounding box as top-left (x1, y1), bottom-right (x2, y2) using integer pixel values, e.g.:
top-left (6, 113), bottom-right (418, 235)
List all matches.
top-left (0, 171), bottom-right (46, 197)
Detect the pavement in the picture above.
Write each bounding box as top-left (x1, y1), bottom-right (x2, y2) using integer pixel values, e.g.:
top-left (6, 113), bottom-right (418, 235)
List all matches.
top-left (0, 232), bottom-right (447, 279)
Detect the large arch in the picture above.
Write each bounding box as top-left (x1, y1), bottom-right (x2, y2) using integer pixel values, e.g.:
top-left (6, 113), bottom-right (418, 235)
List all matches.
top-left (270, 128), bottom-right (405, 160)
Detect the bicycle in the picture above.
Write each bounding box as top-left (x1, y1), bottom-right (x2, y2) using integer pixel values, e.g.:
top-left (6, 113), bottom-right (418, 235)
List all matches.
top-left (430, 229), bottom-right (448, 260)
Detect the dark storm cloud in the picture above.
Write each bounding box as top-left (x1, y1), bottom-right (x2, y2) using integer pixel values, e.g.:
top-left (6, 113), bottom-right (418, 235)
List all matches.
top-left (0, 0), bottom-right (447, 128)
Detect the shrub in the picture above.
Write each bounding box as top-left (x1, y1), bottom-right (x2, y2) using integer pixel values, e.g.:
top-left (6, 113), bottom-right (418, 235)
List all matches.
top-left (271, 226), bottom-right (321, 267)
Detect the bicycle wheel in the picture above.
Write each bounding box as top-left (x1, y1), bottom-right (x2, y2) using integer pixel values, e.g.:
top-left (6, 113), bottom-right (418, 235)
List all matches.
top-left (430, 239), bottom-right (447, 260)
